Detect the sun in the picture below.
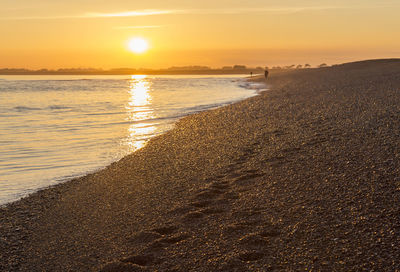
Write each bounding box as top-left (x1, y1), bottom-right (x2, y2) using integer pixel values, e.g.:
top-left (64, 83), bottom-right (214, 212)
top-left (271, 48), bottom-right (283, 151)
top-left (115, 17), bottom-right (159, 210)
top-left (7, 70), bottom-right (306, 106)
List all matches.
top-left (128, 38), bottom-right (149, 54)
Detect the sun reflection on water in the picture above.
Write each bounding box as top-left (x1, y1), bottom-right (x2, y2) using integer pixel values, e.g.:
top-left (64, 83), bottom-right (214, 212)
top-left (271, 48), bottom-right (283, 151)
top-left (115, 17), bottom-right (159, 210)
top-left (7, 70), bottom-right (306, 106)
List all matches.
top-left (126, 75), bottom-right (156, 151)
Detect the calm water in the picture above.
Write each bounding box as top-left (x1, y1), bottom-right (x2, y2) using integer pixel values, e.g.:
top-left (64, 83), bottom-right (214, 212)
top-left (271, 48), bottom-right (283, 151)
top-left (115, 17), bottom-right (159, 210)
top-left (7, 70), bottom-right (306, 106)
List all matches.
top-left (0, 75), bottom-right (265, 205)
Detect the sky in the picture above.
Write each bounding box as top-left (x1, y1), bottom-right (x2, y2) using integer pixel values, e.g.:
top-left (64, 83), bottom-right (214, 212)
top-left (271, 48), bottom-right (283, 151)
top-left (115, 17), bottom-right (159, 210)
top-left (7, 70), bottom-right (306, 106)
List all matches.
top-left (1, 0), bottom-right (399, 69)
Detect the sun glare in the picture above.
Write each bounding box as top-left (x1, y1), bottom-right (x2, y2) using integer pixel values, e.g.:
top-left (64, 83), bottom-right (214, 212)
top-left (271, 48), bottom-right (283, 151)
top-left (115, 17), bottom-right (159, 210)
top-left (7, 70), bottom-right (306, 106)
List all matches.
top-left (128, 38), bottom-right (149, 54)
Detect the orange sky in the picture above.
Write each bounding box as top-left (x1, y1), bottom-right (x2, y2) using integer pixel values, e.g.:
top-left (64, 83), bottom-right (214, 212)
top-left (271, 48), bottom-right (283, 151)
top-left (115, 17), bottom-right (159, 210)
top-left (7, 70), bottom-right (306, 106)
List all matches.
top-left (1, 0), bottom-right (399, 69)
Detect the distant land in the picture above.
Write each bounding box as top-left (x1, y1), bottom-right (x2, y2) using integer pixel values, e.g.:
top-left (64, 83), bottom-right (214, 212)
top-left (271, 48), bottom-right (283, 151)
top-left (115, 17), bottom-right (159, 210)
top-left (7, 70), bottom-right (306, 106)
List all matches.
top-left (0, 64), bottom-right (320, 75)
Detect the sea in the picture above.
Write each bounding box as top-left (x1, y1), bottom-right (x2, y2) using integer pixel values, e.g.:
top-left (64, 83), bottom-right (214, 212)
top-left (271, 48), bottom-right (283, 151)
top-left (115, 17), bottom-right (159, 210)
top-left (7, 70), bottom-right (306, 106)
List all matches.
top-left (0, 75), bottom-right (265, 205)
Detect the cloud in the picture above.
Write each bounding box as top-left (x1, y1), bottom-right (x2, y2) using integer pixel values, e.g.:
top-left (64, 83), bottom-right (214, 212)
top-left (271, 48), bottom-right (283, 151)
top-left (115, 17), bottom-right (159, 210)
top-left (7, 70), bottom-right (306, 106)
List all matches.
top-left (83, 10), bottom-right (175, 18)
top-left (82, 5), bottom-right (400, 17)
top-left (1, 5), bottom-right (396, 20)
top-left (0, 15), bottom-right (75, 20)
top-left (233, 6), bottom-right (341, 14)
top-left (0, 9), bottom-right (176, 20)
top-left (183, 6), bottom-right (359, 15)
top-left (113, 25), bottom-right (165, 30)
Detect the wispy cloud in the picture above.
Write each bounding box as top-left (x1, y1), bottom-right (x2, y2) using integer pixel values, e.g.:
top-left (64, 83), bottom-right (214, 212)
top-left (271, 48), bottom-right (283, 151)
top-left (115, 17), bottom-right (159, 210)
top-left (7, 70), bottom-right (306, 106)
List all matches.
top-left (1, 5), bottom-right (395, 20)
top-left (184, 6), bottom-right (358, 15)
top-left (0, 15), bottom-right (75, 20)
top-left (0, 9), bottom-right (176, 20)
top-left (97, 5), bottom-right (400, 17)
top-left (83, 10), bottom-right (175, 18)
top-left (235, 6), bottom-right (341, 14)
top-left (113, 25), bottom-right (165, 30)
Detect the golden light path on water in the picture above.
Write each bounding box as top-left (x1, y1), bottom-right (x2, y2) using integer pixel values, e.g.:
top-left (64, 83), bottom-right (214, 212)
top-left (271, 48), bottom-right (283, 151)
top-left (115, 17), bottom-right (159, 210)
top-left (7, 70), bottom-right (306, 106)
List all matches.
top-left (126, 75), bottom-right (156, 151)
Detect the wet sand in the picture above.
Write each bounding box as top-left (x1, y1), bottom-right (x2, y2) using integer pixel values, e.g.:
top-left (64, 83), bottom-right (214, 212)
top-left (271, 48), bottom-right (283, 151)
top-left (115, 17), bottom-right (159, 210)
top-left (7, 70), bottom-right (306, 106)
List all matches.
top-left (1, 59), bottom-right (400, 271)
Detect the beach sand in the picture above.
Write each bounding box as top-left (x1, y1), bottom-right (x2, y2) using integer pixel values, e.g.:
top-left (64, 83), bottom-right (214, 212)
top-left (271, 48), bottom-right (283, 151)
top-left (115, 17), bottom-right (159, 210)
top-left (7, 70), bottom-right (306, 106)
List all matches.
top-left (1, 59), bottom-right (400, 271)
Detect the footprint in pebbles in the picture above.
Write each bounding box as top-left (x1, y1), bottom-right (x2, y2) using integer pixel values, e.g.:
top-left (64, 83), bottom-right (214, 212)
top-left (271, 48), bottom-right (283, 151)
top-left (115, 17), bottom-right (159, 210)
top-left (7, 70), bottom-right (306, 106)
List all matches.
top-left (238, 233), bottom-right (269, 248)
top-left (128, 231), bottom-right (162, 244)
top-left (100, 261), bottom-right (148, 272)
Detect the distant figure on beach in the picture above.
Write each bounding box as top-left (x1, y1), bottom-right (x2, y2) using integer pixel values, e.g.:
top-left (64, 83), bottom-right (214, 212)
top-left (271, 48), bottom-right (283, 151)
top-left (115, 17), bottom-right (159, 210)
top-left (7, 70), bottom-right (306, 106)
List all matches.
top-left (250, 72), bottom-right (253, 77)
top-left (264, 70), bottom-right (269, 80)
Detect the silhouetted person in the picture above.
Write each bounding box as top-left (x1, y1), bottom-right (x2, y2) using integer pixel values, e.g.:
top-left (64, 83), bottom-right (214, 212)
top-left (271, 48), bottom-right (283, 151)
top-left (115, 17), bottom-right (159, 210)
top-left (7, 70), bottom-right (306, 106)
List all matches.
top-left (264, 70), bottom-right (269, 80)
top-left (250, 72), bottom-right (253, 77)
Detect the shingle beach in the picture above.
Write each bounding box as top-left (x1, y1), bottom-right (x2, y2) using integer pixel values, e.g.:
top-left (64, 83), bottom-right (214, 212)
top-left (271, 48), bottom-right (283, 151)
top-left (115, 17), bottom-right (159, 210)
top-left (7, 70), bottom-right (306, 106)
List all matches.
top-left (1, 59), bottom-right (399, 271)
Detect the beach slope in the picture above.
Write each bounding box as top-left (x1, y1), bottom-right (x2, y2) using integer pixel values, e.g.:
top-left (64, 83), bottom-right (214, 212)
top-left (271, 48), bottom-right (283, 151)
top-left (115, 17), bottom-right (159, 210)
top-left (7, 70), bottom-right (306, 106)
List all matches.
top-left (1, 59), bottom-right (400, 271)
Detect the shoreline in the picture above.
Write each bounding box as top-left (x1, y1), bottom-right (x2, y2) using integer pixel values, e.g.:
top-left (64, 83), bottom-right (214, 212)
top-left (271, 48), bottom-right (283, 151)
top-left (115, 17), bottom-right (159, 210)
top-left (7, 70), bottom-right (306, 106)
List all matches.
top-left (1, 59), bottom-right (399, 271)
top-left (0, 75), bottom-right (263, 207)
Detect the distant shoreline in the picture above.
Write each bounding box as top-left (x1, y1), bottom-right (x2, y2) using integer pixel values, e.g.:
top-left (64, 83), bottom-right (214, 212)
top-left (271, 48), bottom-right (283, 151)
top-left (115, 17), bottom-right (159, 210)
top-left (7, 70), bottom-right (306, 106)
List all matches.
top-left (0, 68), bottom-right (267, 76)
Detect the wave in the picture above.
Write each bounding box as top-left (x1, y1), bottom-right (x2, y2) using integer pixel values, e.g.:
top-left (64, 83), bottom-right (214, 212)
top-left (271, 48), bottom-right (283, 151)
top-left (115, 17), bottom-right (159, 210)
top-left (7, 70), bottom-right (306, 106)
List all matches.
top-left (48, 105), bottom-right (73, 110)
top-left (183, 102), bottom-right (228, 113)
top-left (12, 105), bottom-right (74, 111)
top-left (84, 111), bottom-right (125, 116)
top-left (237, 79), bottom-right (268, 92)
top-left (13, 106), bottom-right (41, 111)
top-left (38, 79), bottom-right (124, 82)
